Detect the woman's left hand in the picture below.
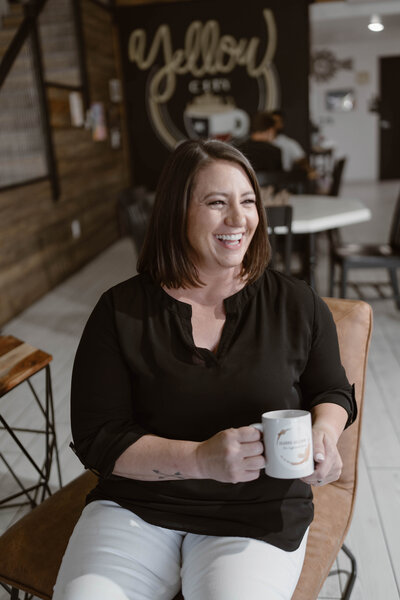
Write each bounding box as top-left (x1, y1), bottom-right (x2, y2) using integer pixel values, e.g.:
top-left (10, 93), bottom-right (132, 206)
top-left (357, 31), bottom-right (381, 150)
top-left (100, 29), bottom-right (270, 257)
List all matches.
top-left (300, 424), bottom-right (343, 487)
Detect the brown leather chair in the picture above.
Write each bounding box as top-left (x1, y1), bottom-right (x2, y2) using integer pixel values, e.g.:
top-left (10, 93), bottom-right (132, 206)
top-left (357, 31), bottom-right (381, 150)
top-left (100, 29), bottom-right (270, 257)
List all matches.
top-left (0, 298), bottom-right (373, 600)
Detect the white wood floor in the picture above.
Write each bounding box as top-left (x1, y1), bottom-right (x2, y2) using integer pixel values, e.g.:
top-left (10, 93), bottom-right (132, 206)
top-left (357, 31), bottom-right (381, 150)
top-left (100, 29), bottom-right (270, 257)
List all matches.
top-left (0, 179), bottom-right (399, 600)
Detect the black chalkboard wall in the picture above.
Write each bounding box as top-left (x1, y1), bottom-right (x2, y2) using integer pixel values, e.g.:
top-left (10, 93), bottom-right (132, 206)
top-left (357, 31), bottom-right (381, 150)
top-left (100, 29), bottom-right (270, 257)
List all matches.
top-left (116, 0), bottom-right (311, 189)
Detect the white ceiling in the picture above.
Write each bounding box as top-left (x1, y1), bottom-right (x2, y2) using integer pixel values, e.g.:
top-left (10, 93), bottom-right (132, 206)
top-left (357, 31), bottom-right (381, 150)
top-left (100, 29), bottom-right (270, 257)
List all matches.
top-left (310, 0), bottom-right (400, 44)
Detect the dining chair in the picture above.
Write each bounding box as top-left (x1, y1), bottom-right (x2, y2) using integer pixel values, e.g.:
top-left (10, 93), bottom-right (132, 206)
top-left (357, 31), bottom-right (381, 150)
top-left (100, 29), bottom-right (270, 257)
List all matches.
top-left (256, 170), bottom-right (308, 194)
top-left (0, 298), bottom-right (372, 600)
top-left (325, 157), bottom-right (347, 248)
top-left (328, 157), bottom-right (347, 197)
top-left (329, 190), bottom-right (400, 309)
top-left (265, 204), bottom-right (293, 274)
top-left (117, 186), bottom-right (154, 255)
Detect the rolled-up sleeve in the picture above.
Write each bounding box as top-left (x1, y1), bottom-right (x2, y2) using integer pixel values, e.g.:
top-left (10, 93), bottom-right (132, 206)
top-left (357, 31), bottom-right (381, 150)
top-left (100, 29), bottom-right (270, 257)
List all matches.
top-left (299, 290), bottom-right (357, 428)
top-left (70, 292), bottom-right (149, 478)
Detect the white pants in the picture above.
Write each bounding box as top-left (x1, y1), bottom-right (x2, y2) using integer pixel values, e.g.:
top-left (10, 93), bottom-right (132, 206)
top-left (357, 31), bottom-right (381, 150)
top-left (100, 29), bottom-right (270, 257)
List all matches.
top-left (53, 500), bottom-right (308, 600)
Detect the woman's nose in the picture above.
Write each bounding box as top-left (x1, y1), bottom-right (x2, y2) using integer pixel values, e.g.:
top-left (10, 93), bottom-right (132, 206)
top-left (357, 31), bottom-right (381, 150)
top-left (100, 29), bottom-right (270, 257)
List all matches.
top-left (225, 204), bottom-right (246, 227)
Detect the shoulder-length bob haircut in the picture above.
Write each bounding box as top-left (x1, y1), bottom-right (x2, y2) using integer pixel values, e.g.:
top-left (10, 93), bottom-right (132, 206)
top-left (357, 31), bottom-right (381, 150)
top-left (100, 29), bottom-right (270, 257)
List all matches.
top-left (137, 138), bottom-right (271, 288)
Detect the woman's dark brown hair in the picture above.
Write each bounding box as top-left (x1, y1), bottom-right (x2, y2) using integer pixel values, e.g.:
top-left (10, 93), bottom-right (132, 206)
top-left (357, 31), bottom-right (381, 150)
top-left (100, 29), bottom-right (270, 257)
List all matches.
top-left (137, 139), bottom-right (270, 288)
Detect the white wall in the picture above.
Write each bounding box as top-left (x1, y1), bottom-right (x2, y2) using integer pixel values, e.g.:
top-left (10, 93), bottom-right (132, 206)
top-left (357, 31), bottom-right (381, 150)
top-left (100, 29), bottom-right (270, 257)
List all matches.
top-left (309, 38), bottom-right (400, 182)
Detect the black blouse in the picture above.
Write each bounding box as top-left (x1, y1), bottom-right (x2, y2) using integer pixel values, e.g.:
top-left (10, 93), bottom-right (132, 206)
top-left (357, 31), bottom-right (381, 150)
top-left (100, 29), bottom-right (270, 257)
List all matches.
top-left (70, 269), bottom-right (356, 551)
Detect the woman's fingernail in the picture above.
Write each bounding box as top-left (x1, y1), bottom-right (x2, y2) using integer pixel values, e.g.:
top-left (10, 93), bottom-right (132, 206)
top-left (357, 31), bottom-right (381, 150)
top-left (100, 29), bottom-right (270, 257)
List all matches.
top-left (316, 453), bottom-right (325, 461)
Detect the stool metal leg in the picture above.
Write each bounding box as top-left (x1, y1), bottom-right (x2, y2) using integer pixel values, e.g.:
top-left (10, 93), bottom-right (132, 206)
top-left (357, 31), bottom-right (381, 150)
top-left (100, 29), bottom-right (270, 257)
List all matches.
top-left (46, 365), bottom-right (63, 488)
top-left (0, 414), bottom-right (51, 505)
top-left (0, 364), bottom-right (62, 509)
top-left (0, 452), bottom-right (38, 508)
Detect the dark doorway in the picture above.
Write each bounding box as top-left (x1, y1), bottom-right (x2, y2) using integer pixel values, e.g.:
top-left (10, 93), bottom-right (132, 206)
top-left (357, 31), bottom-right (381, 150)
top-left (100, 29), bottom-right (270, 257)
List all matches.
top-left (379, 56), bottom-right (400, 180)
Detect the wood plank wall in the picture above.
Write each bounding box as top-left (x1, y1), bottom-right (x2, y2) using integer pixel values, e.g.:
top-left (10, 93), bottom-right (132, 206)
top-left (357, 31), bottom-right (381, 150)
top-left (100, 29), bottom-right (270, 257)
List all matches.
top-left (0, 0), bottom-right (129, 327)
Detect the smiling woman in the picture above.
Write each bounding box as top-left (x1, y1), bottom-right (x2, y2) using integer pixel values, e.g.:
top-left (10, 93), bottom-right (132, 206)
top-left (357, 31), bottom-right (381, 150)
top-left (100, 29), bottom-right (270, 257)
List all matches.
top-left (137, 139), bottom-right (269, 288)
top-left (54, 139), bottom-right (357, 600)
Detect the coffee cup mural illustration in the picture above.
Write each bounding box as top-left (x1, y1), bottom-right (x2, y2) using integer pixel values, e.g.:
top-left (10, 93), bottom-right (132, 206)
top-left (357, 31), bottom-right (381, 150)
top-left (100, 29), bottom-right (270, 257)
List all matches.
top-left (126, 8), bottom-right (278, 149)
top-left (184, 94), bottom-right (249, 141)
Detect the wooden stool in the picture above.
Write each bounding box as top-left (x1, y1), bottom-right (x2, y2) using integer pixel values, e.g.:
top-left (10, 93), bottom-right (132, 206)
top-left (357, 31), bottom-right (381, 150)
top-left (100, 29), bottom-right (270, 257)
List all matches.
top-left (0, 335), bottom-right (62, 508)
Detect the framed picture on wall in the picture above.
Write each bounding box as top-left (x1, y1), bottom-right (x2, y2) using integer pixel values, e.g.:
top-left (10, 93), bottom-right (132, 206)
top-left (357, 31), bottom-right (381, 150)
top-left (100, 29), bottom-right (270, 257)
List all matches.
top-left (325, 89), bottom-right (355, 112)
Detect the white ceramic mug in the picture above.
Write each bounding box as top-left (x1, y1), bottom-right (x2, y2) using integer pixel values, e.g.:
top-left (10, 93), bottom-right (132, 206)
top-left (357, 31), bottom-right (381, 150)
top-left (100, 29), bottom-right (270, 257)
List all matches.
top-left (251, 409), bottom-right (314, 479)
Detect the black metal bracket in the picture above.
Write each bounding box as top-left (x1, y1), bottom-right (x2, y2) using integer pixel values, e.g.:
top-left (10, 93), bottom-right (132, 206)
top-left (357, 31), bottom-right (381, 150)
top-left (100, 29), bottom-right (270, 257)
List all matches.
top-left (341, 543), bottom-right (357, 600)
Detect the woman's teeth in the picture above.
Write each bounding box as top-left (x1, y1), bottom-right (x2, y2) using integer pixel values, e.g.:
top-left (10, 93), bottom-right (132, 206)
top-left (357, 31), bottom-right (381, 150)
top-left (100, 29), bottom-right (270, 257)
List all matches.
top-left (215, 234), bottom-right (243, 241)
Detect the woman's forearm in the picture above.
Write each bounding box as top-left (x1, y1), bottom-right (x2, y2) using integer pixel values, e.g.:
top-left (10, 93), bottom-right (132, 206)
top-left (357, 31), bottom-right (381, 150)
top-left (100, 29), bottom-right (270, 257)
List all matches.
top-left (112, 434), bottom-right (202, 481)
top-left (112, 426), bottom-right (264, 483)
top-left (311, 402), bottom-right (348, 443)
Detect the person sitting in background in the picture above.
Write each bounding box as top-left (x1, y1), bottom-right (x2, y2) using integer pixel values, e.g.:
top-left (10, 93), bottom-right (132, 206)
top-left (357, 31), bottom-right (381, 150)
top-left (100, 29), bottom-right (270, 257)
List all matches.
top-left (272, 110), bottom-right (317, 189)
top-left (237, 111), bottom-right (283, 173)
top-left (271, 110), bottom-right (307, 172)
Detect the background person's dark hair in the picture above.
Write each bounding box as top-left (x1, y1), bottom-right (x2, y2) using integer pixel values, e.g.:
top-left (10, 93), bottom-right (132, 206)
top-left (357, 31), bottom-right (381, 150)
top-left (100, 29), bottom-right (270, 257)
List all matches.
top-left (137, 139), bottom-right (270, 288)
top-left (271, 109), bottom-right (285, 119)
top-left (250, 112), bottom-right (276, 134)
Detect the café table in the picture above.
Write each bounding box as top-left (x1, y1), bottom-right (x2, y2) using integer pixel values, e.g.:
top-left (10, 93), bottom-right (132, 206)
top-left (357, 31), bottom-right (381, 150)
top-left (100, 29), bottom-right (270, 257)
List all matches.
top-left (266, 194), bottom-right (372, 289)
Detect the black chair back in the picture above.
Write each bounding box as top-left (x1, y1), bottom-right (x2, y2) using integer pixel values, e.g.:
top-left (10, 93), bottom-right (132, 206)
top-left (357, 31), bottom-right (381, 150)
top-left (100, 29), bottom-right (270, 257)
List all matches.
top-left (265, 205), bottom-right (293, 274)
top-left (256, 170), bottom-right (308, 194)
top-left (389, 191), bottom-right (400, 249)
top-left (118, 186), bottom-right (154, 255)
top-left (329, 157), bottom-right (346, 197)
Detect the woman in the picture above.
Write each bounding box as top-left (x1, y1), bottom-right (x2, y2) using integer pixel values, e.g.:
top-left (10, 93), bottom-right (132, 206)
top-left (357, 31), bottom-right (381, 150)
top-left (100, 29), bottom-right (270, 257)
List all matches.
top-left (54, 139), bottom-right (356, 600)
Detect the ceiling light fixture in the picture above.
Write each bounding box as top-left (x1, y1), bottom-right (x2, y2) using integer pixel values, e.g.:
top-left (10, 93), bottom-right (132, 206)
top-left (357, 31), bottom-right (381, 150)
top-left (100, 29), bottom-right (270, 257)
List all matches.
top-left (368, 14), bottom-right (384, 32)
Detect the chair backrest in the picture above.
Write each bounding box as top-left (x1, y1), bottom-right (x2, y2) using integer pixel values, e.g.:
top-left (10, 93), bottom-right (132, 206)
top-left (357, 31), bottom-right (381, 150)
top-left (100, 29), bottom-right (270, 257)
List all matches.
top-left (328, 157), bottom-right (346, 197)
top-left (293, 298), bottom-right (372, 599)
top-left (256, 170), bottom-right (308, 194)
top-left (0, 300), bottom-right (373, 600)
top-left (389, 190), bottom-right (400, 249)
top-left (265, 204), bottom-right (293, 274)
top-left (118, 186), bottom-right (154, 254)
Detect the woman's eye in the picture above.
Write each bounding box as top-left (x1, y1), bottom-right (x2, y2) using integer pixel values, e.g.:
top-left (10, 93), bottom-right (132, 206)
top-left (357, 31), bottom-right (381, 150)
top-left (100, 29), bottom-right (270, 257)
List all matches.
top-left (208, 200), bottom-right (225, 206)
top-left (243, 198), bottom-right (256, 204)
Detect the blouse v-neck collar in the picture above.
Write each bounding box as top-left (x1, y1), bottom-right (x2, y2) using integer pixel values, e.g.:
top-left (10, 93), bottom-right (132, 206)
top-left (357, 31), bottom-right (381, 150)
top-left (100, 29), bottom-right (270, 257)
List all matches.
top-left (142, 272), bottom-right (263, 362)
top-left (147, 272), bottom-right (264, 318)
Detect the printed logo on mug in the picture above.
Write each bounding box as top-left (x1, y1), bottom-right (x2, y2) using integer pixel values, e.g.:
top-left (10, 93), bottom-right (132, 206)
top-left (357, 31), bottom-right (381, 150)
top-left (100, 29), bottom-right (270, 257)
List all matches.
top-left (251, 410), bottom-right (314, 479)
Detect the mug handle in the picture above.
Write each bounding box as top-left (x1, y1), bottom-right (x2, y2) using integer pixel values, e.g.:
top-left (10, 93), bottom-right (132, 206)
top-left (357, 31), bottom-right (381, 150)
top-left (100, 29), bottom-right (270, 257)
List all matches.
top-left (250, 423), bottom-right (266, 467)
top-left (250, 422), bottom-right (263, 434)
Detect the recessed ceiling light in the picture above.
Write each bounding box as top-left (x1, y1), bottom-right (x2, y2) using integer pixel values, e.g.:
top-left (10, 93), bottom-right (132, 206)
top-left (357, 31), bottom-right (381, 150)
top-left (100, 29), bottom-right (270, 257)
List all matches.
top-left (368, 14), bottom-right (384, 32)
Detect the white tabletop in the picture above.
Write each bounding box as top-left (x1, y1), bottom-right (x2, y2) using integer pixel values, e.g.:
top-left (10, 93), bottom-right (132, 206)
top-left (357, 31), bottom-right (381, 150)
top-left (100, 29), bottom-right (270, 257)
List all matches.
top-left (286, 195), bottom-right (371, 234)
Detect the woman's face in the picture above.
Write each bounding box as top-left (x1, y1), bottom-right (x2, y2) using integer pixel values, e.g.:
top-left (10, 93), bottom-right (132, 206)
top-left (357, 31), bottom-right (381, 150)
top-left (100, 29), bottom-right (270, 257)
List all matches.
top-left (186, 160), bottom-right (259, 276)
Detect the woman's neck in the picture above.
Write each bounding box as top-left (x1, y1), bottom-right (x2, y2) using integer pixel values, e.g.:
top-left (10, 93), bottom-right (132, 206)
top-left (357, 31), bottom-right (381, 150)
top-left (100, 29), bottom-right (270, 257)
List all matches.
top-left (164, 268), bottom-right (246, 307)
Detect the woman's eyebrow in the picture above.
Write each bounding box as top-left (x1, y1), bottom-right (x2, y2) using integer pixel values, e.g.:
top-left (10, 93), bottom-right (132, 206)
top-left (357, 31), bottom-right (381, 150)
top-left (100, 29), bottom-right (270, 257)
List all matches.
top-left (203, 191), bottom-right (229, 199)
top-left (202, 190), bottom-right (255, 199)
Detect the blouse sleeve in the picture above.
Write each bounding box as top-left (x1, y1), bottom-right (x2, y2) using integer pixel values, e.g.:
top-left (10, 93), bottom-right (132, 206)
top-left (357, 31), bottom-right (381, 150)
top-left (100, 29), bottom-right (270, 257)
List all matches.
top-left (70, 291), bottom-right (149, 478)
top-left (299, 289), bottom-right (357, 428)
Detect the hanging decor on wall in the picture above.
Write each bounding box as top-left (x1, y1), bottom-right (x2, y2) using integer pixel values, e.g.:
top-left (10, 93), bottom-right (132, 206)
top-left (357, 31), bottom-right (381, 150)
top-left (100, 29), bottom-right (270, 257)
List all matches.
top-left (325, 89), bottom-right (355, 112)
top-left (116, 0), bottom-right (311, 188)
top-left (311, 50), bottom-right (353, 83)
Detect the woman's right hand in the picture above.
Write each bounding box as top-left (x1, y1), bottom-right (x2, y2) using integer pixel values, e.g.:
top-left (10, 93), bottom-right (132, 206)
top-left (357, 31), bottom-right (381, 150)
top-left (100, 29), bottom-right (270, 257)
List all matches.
top-left (195, 426), bottom-right (265, 483)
